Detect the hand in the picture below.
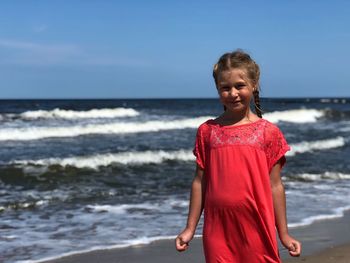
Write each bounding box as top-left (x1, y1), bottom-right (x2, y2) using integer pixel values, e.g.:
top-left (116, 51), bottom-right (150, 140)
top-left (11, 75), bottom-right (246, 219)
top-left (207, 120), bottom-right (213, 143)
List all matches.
top-left (280, 233), bottom-right (302, 257)
top-left (175, 228), bottom-right (195, 252)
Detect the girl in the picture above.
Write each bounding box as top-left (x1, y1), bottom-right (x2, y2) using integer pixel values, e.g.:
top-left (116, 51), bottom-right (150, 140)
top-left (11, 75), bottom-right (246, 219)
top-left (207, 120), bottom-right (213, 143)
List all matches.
top-left (175, 50), bottom-right (301, 262)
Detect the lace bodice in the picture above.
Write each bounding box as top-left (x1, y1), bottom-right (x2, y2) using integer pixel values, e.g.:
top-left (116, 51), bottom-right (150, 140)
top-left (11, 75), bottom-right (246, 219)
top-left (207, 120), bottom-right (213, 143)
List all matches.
top-left (210, 119), bottom-right (266, 149)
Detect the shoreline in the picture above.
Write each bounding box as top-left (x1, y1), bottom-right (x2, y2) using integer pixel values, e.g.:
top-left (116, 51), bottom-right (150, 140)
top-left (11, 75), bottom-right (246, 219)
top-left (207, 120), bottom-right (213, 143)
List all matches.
top-left (37, 209), bottom-right (350, 263)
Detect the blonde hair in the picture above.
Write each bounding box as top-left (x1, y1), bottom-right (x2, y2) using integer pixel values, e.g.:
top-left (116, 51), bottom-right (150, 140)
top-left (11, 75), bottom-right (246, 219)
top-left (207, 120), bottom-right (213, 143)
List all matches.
top-left (213, 49), bottom-right (262, 117)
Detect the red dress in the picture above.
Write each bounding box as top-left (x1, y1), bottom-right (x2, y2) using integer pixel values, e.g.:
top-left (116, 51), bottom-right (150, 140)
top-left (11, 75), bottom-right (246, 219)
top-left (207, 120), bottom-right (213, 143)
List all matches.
top-left (193, 118), bottom-right (290, 263)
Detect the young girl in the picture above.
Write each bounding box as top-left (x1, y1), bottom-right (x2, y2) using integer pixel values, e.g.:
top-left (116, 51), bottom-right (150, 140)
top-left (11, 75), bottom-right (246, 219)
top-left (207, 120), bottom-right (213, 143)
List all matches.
top-left (175, 50), bottom-right (301, 262)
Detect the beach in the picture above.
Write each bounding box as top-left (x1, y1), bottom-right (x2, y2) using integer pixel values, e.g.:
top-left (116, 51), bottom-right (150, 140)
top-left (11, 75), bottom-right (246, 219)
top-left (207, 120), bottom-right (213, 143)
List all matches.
top-left (41, 209), bottom-right (350, 263)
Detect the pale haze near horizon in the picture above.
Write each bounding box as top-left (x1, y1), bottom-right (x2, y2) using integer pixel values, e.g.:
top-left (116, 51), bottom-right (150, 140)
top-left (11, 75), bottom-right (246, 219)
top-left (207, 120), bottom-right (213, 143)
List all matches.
top-left (0, 1), bottom-right (349, 99)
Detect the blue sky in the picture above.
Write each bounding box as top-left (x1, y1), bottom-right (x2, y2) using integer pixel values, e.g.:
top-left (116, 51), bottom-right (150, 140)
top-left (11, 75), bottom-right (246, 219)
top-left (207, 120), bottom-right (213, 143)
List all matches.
top-left (0, 1), bottom-right (349, 98)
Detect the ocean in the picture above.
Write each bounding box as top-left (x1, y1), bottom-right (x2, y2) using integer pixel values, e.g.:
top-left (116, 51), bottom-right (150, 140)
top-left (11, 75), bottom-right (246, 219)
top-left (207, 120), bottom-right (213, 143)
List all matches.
top-left (0, 98), bottom-right (349, 263)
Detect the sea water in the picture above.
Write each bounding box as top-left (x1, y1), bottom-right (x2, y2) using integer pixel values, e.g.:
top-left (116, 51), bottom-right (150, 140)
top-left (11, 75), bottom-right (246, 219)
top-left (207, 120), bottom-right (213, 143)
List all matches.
top-left (0, 98), bottom-right (349, 262)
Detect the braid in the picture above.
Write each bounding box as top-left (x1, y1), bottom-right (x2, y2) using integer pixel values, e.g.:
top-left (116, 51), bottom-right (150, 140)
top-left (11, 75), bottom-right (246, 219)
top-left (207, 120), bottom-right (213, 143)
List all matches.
top-left (253, 89), bottom-right (263, 118)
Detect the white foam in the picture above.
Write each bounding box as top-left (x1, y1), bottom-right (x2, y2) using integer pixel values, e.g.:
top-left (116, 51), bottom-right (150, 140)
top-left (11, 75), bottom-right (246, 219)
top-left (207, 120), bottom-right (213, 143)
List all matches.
top-left (0, 116), bottom-right (213, 141)
top-left (291, 172), bottom-right (350, 181)
top-left (2, 235), bottom-right (17, 240)
top-left (86, 203), bottom-right (160, 214)
top-left (24, 233), bottom-right (203, 263)
top-left (19, 107), bottom-right (139, 119)
top-left (24, 235), bottom-right (181, 263)
top-left (10, 136), bottom-right (346, 169)
top-left (339, 126), bottom-right (350, 132)
top-left (11, 150), bottom-right (194, 169)
top-left (1, 200), bottom-right (48, 212)
top-left (0, 108), bottom-right (327, 141)
top-left (289, 205), bottom-right (350, 228)
top-left (287, 136), bottom-right (345, 156)
top-left (264, 109), bottom-right (324, 123)
top-left (168, 199), bottom-right (189, 208)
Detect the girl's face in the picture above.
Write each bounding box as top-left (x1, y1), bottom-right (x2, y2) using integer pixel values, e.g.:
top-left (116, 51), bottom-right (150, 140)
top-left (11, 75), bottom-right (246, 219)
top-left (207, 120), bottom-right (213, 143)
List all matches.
top-left (216, 69), bottom-right (254, 114)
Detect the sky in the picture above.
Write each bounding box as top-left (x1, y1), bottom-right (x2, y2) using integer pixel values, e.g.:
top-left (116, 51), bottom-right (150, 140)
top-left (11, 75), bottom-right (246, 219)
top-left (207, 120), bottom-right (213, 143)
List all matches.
top-left (0, 1), bottom-right (349, 99)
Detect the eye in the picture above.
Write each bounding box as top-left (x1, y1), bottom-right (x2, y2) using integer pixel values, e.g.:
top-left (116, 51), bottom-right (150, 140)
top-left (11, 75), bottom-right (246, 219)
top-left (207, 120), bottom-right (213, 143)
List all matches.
top-left (220, 86), bottom-right (230, 91)
top-left (235, 84), bottom-right (246, 89)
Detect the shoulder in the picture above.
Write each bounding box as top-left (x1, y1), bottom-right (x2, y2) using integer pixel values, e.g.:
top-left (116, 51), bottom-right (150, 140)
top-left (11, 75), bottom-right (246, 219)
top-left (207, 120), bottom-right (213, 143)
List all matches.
top-left (197, 119), bottom-right (215, 131)
top-left (196, 119), bottom-right (215, 137)
top-left (262, 119), bottom-right (280, 131)
top-left (261, 118), bottom-right (282, 133)
top-left (261, 118), bottom-right (287, 143)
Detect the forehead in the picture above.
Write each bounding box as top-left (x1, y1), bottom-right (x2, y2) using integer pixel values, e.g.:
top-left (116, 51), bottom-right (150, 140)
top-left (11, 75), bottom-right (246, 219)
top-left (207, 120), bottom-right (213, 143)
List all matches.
top-left (217, 69), bottom-right (248, 83)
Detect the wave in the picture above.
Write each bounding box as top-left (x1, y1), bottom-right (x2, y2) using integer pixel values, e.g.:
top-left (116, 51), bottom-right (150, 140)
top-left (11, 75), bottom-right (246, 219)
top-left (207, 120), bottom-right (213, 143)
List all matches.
top-left (286, 172), bottom-right (350, 182)
top-left (340, 126), bottom-right (350, 132)
top-left (86, 200), bottom-right (189, 215)
top-left (20, 205), bottom-right (350, 263)
top-left (0, 116), bottom-right (213, 141)
top-left (264, 109), bottom-right (324, 123)
top-left (86, 203), bottom-right (161, 214)
top-left (27, 234), bottom-right (193, 263)
top-left (19, 198), bottom-right (192, 263)
top-left (0, 108), bottom-right (333, 141)
top-left (9, 136), bottom-right (346, 169)
top-left (289, 205), bottom-right (350, 228)
top-left (0, 200), bottom-right (48, 213)
top-left (286, 136), bottom-right (346, 156)
top-left (10, 150), bottom-right (195, 169)
top-left (19, 203), bottom-right (350, 263)
top-left (14, 107), bottom-right (140, 120)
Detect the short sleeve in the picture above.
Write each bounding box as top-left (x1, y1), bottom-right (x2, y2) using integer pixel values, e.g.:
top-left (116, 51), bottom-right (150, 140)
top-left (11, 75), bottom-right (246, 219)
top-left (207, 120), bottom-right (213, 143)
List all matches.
top-left (193, 127), bottom-right (206, 170)
top-left (264, 123), bottom-right (290, 172)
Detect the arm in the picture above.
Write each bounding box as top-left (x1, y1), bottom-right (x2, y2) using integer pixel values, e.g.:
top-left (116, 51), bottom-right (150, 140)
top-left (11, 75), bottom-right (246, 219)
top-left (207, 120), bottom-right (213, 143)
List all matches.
top-left (175, 164), bottom-right (204, 252)
top-left (270, 160), bottom-right (301, 257)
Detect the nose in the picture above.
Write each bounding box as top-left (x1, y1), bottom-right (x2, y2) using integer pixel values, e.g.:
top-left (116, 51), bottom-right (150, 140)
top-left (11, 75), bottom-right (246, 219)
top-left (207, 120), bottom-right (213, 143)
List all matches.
top-left (229, 87), bottom-right (238, 98)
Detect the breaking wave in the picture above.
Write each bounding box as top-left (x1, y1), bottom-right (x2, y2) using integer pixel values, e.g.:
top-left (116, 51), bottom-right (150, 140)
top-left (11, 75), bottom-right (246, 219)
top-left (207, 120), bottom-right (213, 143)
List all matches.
top-left (9, 136), bottom-right (346, 169)
top-left (286, 136), bottom-right (346, 156)
top-left (0, 116), bottom-right (213, 141)
top-left (17, 107), bottom-right (140, 119)
top-left (286, 172), bottom-right (350, 182)
top-left (10, 150), bottom-right (194, 169)
top-left (264, 109), bottom-right (324, 123)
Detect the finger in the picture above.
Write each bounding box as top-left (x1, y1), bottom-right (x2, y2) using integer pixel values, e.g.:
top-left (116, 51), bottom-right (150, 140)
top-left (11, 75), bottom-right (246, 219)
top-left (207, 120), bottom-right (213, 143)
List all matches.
top-left (287, 243), bottom-right (296, 252)
top-left (289, 241), bottom-right (301, 256)
top-left (289, 250), bottom-right (300, 257)
top-left (176, 237), bottom-right (183, 246)
top-left (176, 243), bottom-right (188, 251)
top-left (175, 237), bottom-right (188, 251)
top-left (178, 236), bottom-right (189, 246)
top-left (295, 241), bottom-right (302, 254)
top-left (179, 238), bottom-right (186, 246)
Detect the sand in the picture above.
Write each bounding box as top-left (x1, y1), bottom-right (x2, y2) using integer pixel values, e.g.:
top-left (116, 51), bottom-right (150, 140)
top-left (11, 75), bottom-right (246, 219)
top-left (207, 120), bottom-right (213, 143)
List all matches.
top-left (284, 243), bottom-right (350, 263)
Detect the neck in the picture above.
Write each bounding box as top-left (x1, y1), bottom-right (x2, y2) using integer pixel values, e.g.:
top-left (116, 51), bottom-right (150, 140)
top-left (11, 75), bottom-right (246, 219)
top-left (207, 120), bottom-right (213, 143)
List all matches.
top-left (221, 108), bottom-right (252, 124)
